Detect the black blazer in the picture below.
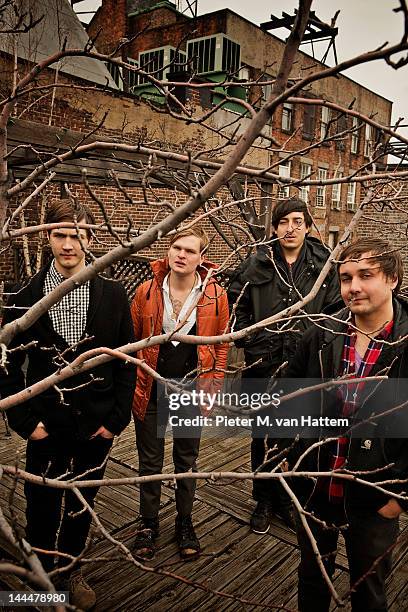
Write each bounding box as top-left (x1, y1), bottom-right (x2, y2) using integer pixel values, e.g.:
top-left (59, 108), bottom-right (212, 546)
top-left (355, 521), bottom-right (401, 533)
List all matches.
top-left (1, 263), bottom-right (135, 439)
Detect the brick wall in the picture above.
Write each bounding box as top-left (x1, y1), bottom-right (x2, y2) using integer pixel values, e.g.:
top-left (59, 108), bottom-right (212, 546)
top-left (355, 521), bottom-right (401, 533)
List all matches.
top-left (2, 179), bottom-right (248, 284)
top-left (88, 0), bottom-right (127, 55)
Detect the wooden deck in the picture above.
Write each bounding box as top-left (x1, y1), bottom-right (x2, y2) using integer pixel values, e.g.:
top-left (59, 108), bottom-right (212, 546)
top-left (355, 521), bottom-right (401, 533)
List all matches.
top-left (1, 418), bottom-right (407, 611)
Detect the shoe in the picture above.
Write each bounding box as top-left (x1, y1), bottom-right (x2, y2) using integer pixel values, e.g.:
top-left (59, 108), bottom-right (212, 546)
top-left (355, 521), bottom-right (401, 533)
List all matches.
top-left (133, 517), bottom-right (159, 560)
top-left (175, 515), bottom-right (200, 561)
top-left (275, 505), bottom-right (296, 532)
top-left (69, 571), bottom-right (96, 611)
top-left (250, 502), bottom-right (272, 534)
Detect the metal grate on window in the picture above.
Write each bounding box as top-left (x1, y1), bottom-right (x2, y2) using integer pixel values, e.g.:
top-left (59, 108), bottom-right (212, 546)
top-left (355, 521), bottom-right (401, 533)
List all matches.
top-left (187, 35), bottom-right (240, 75)
top-left (188, 37), bottom-right (216, 73)
top-left (299, 163), bottom-right (312, 203)
top-left (169, 48), bottom-right (187, 72)
top-left (127, 57), bottom-right (139, 91)
top-left (222, 38), bottom-right (240, 73)
top-left (316, 168), bottom-right (327, 207)
top-left (106, 61), bottom-right (124, 89)
top-left (139, 48), bottom-right (165, 84)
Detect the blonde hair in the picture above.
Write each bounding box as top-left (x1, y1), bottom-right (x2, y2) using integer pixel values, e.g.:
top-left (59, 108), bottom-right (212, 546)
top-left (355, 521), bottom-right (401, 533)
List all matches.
top-left (169, 227), bottom-right (209, 254)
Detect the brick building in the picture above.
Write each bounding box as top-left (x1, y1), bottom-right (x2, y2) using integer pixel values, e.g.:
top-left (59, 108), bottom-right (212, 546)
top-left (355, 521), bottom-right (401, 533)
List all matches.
top-left (0, 0), bottom-right (394, 286)
top-left (88, 1), bottom-right (393, 240)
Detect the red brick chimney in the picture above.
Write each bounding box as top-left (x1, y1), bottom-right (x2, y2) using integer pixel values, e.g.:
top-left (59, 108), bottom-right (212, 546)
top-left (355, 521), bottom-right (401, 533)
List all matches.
top-left (87, 0), bottom-right (128, 56)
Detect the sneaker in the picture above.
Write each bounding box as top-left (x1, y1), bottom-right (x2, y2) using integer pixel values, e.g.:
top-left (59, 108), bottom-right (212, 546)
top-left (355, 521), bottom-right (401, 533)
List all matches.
top-left (175, 515), bottom-right (200, 561)
top-left (275, 505), bottom-right (296, 532)
top-left (133, 517), bottom-right (159, 560)
top-left (250, 502), bottom-right (272, 534)
top-left (69, 571), bottom-right (96, 611)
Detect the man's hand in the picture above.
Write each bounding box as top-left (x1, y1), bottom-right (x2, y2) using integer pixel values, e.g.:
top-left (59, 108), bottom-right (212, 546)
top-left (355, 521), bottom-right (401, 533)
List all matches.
top-left (90, 426), bottom-right (115, 439)
top-left (377, 498), bottom-right (403, 519)
top-left (29, 424), bottom-right (49, 440)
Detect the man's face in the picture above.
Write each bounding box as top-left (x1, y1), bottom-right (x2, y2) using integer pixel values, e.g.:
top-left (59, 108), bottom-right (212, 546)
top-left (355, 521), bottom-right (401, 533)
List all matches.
top-left (168, 235), bottom-right (202, 276)
top-left (275, 211), bottom-right (309, 252)
top-left (339, 252), bottom-right (397, 317)
top-left (48, 225), bottom-right (90, 277)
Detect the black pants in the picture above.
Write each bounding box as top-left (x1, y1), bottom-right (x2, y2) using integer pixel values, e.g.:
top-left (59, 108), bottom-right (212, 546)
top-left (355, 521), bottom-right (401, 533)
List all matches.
top-left (296, 501), bottom-right (399, 612)
top-left (135, 399), bottom-right (201, 519)
top-left (25, 434), bottom-right (113, 573)
top-left (242, 363), bottom-right (290, 509)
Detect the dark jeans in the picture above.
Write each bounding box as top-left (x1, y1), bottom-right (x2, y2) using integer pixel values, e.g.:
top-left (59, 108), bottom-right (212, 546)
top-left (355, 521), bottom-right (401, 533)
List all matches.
top-left (251, 433), bottom-right (285, 504)
top-left (243, 363), bottom-right (291, 509)
top-left (25, 434), bottom-right (113, 573)
top-left (296, 501), bottom-right (399, 612)
top-left (135, 399), bottom-right (201, 519)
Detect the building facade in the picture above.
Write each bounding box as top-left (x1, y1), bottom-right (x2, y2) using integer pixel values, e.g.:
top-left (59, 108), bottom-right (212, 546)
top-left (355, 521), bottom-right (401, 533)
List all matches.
top-left (0, 0), bottom-right (394, 286)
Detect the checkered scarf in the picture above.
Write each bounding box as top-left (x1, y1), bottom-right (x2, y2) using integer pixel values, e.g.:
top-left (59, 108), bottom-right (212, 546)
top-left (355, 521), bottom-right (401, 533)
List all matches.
top-left (44, 260), bottom-right (90, 347)
top-left (327, 319), bottom-right (393, 502)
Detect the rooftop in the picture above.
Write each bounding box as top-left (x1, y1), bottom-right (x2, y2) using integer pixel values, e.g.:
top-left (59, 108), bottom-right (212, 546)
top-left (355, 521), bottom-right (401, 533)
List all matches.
top-left (1, 418), bottom-right (407, 610)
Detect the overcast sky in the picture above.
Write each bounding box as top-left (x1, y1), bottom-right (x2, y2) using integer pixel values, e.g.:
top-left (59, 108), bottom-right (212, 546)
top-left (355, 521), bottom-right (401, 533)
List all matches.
top-left (75, 0), bottom-right (408, 129)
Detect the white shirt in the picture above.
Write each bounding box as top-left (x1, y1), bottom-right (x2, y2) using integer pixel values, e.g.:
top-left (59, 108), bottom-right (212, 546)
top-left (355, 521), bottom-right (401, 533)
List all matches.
top-left (162, 272), bottom-right (202, 346)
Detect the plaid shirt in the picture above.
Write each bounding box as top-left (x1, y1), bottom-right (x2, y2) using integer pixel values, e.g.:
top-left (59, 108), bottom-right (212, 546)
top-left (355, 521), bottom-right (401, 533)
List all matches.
top-left (327, 319), bottom-right (394, 502)
top-left (44, 260), bottom-right (90, 346)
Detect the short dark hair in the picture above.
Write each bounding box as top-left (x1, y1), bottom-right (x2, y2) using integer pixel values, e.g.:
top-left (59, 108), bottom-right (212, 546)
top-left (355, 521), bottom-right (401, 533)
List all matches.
top-left (45, 200), bottom-right (95, 239)
top-left (338, 238), bottom-right (404, 294)
top-left (272, 197), bottom-right (313, 230)
top-left (169, 227), bottom-right (209, 254)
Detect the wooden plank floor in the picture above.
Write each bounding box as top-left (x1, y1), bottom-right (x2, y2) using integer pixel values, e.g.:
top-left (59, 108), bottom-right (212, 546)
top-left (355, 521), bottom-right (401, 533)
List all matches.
top-left (1, 418), bottom-right (407, 611)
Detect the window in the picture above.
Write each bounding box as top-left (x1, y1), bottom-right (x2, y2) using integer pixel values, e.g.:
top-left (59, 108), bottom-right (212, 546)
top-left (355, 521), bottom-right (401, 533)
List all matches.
top-left (335, 115), bottom-right (347, 151)
top-left (347, 182), bottom-right (357, 210)
top-left (364, 123), bottom-right (373, 157)
top-left (303, 103), bottom-right (316, 140)
top-left (261, 73), bottom-right (273, 101)
top-left (282, 103), bottom-right (294, 133)
top-left (331, 173), bottom-right (342, 210)
top-left (316, 168), bottom-right (327, 207)
top-left (278, 160), bottom-right (291, 199)
top-left (328, 230), bottom-right (339, 249)
top-left (299, 162), bottom-right (312, 203)
top-left (320, 106), bottom-right (331, 140)
top-left (187, 35), bottom-right (240, 74)
top-left (351, 117), bottom-right (359, 154)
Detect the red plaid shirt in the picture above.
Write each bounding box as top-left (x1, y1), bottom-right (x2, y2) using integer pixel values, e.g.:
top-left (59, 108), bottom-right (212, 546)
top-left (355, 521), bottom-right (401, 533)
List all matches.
top-left (327, 319), bottom-right (394, 502)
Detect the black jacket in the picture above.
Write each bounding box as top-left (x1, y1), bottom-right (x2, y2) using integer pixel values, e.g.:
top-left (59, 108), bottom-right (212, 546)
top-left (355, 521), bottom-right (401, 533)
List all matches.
top-left (228, 236), bottom-right (340, 370)
top-left (284, 297), bottom-right (408, 514)
top-left (1, 263), bottom-right (135, 440)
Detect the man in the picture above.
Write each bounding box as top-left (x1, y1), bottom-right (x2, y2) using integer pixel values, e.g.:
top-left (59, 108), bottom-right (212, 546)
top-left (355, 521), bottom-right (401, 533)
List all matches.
top-left (131, 227), bottom-right (229, 560)
top-left (285, 238), bottom-right (408, 611)
top-left (228, 197), bottom-right (340, 533)
top-left (1, 201), bottom-right (135, 610)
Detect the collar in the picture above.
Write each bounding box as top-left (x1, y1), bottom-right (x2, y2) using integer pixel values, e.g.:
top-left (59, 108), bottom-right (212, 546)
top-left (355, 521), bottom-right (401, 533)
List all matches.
top-left (47, 259), bottom-right (66, 286)
top-left (346, 316), bottom-right (394, 341)
top-left (162, 271), bottom-right (202, 294)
